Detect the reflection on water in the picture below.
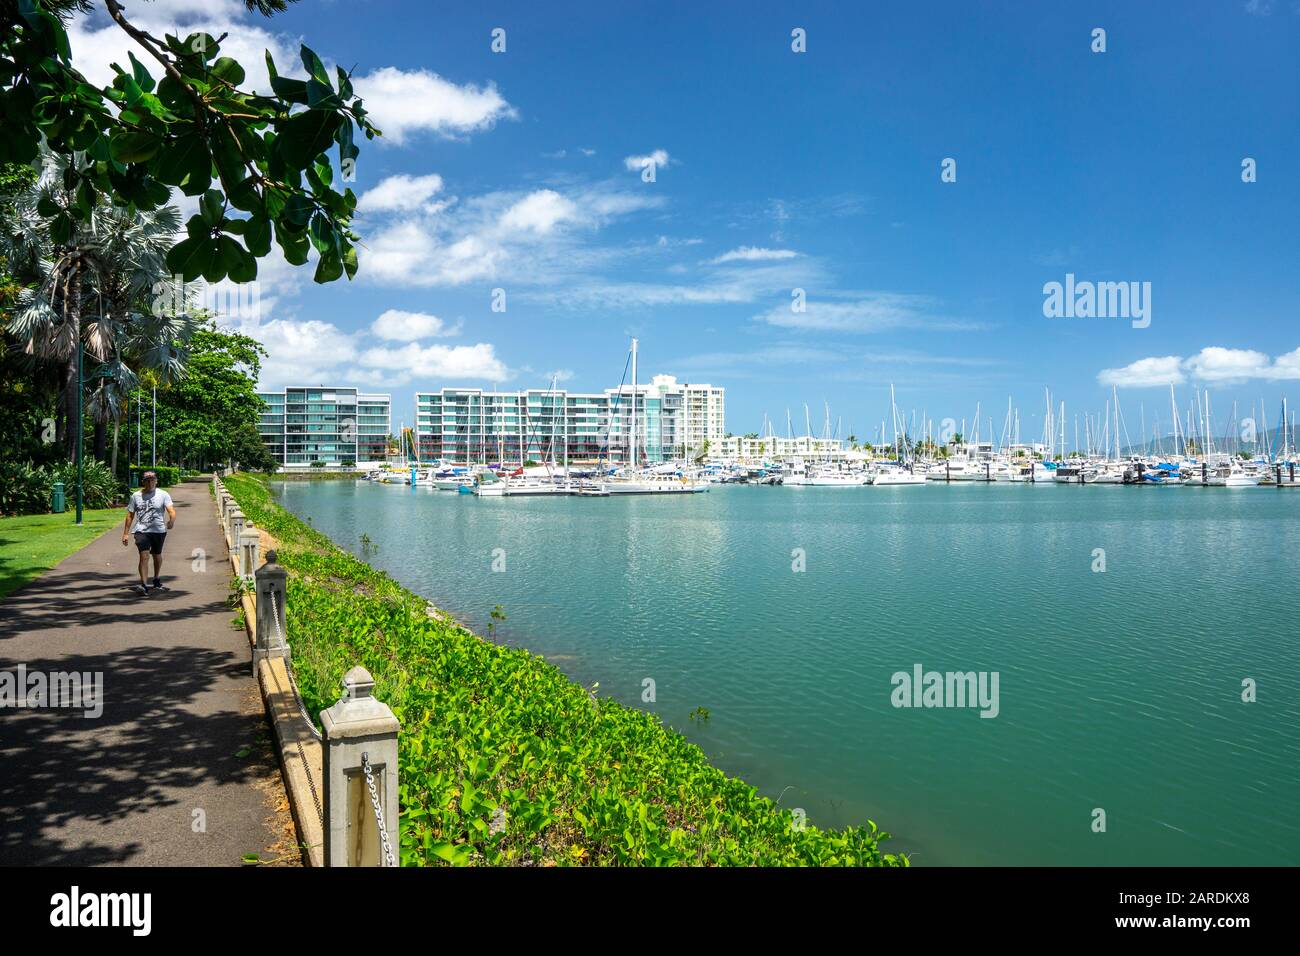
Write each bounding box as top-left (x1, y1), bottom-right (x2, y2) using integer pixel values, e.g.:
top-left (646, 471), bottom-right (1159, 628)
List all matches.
top-left (274, 479), bottom-right (1300, 865)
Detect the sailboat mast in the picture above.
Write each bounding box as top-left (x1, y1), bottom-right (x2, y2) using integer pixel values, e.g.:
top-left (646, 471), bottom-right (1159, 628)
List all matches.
top-left (1113, 385), bottom-right (1120, 461)
top-left (890, 384), bottom-right (899, 461)
top-left (629, 337), bottom-right (638, 469)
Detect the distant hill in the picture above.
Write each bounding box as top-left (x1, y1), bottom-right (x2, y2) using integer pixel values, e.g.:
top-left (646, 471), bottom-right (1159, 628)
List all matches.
top-left (1119, 424), bottom-right (1296, 458)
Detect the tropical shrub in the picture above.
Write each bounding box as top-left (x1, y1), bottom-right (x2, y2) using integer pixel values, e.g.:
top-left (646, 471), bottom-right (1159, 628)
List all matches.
top-left (0, 458), bottom-right (123, 515)
top-left (0, 460), bottom-right (49, 516)
top-left (129, 464), bottom-right (180, 487)
top-left (224, 473), bottom-right (906, 868)
top-left (49, 459), bottom-right (123, 509)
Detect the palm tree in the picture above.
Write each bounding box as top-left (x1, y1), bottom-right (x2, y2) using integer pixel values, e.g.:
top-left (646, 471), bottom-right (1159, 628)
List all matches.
top-left (2, 150), bottom-right (194, 471)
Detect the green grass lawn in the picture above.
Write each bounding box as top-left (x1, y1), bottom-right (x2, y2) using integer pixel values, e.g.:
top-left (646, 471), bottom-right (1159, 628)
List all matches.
top-left (0, 508), bottom-right (122, 600)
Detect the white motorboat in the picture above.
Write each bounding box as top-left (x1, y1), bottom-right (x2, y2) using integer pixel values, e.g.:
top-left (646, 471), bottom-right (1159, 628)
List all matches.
top-left (872, 467), bottom-right (927, 486)
top-left (1204, 462), bottom-right (1261, 487)
top-left (926, 459), bottom-right (987, 481)
top-left (434, 477), bottom-right (474, 491)
top-left (604, 476), bottom-right (708, 494)
top-left (1004, 461), bottom-right (1056, 483)
top-left (802, 470), bottom-right (870, 486)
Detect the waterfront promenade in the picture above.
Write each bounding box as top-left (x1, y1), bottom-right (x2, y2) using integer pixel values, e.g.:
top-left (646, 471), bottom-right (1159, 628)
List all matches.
top-left (0, 482), bottom-right (294, 865)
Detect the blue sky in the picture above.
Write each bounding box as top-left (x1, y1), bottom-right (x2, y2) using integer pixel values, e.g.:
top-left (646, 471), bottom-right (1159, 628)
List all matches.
top-left (76, 1), bottom-right (1300, 444)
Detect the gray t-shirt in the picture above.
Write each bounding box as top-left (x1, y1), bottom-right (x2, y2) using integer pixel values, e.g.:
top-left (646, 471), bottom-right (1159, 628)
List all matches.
top-left (128, 489), bottom-right (173, 534)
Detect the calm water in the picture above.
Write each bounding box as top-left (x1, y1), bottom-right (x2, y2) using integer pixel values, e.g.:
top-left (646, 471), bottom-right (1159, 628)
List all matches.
top-left (273, 479), bottom-right (1300, 865)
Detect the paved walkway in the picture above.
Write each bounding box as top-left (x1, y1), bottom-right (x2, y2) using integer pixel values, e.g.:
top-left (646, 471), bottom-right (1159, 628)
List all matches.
top-left (0, 481), bottom-right (296, 865)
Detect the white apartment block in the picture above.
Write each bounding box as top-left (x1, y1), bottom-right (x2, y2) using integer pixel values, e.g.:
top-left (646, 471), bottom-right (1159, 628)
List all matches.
top-left (715, 434), bottom-right (847, 460)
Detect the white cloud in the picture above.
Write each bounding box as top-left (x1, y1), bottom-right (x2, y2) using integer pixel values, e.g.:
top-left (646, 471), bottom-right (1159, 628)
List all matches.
top-left (1183, 346), bottom-right (1271, 383)
top-left (253, 318), bottom-right (361, 390)
top-left (1097, 356), bottom-right (1186, 388)
top-left (358, 342), bottom-right (508, 383)
top-left (363, 184), bottom-right (662, 288)
top-left (526, 253), bottom-right (823, 310)
top-left (498, 190), bottom-right (578, 234)
top-left (1271, 348), bottom-right (1300, 378)
top-left (623, 149), bottom-right (671, 173)
top-left (754, 293), bottom-right (933, 333)
top-left (354, 67), bottom-right (516, 145)
top-left (1098, 346), bottom-right (1300, 388)
top-left (673, 345), bottom-right (849, 371)
top-left (251, 316), bottom-right (505, 389)
top-left (359, 174), bottom-right (446, 214)
top-left (370, 309), bottom-right (459, 342)
top-left (68, 5), bottom-right (297, 94)
top-left (710, 246), bottom-right (799, 264)
top-left (544, 369), bottom-right (575, 383)
top-left (70, 10), bottom-right (514, 149)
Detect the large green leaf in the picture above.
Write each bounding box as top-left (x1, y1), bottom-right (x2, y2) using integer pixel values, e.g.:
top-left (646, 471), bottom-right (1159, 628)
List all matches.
top-left (244, 215), bottom-right (272, 257)
top-left (153, 132), bottom-right (210, 188)
top-left (209, 57), bottom-right (245, 87)
top-left (300, 45), bottom-right (330, 85)
top-left (127, 51), bottom-right (155, 92)
top-left (313, 249), bottom-right (342, 283)
top-left (109, 130), bottom-right (160, 164)
top-left (274, 222), bottom-right (310, 265)
top-left (219, 235), bottom-right (257, 282)
top-left (227, 175), bottom-right (262, 214)
top-left (199, 189), bottom-right (225, 227)
top-left (270, 75), bottom-right (309, 105)
top-left (166, 235), bottom-right (217, 282)
top-left (279, 109), bottom-right (342, 169)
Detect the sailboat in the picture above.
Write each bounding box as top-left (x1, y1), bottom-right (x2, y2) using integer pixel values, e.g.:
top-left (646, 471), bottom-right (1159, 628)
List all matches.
top-left (873, 385), bottom-right (926, 485)
top-left (599, 339), bottom-right (707, 495)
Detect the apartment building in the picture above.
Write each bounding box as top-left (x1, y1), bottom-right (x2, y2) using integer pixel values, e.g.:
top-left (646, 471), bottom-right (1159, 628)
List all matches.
top-left (715, 434), bottom-right (847, 460)
top-left (413, 375), bottom-right (725, 466)
top-left (257, 386), bottom-right (391, 467)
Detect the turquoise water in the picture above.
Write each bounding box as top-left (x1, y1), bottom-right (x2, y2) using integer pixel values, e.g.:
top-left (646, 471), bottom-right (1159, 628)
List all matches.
top-left (273, 479), bottom-right (1300, 865)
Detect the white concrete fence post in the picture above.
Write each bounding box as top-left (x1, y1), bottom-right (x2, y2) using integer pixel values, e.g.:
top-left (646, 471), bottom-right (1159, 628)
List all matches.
top-left (238, 526), bottom-right (260, 580)
top-left (321, 666), bottom-right (401, 867)
top-left (228, 507), bottom-right (245, 557)
top-left (253, 550), bottom-right (290, 671)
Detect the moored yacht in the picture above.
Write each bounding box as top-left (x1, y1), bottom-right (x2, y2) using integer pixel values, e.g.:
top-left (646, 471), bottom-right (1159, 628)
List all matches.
top-left (1203, 461), bottom-right (1262, 487)
top-left (872, 465), bottom-right (927, 486)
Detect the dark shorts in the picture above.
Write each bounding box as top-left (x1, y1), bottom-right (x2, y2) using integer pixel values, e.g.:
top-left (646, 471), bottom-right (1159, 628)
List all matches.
top-left (133, 531), bottom-right (167, 555)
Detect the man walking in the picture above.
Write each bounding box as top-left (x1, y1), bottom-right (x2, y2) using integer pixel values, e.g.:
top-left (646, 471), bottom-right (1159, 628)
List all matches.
top-left (121, 471), bottom-right (176, 595)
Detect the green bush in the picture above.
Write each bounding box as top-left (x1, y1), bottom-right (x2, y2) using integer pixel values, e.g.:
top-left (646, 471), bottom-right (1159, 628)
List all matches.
top-left (224, 473), bottom-right (906, 868)
top-left (0, 461), bottom-right (50, 516)
top-left (129, 464), bottom-right (180, 487)
top-left (49, 460), bottom-right (123, 509)
top-left (309, 460), bottom-right (326, 468)
top-left (0, 459), bottom-right (124, 516)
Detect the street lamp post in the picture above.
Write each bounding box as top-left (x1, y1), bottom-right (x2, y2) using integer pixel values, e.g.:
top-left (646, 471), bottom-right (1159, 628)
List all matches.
top-left (75, 335), bottom-right (83, 525)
